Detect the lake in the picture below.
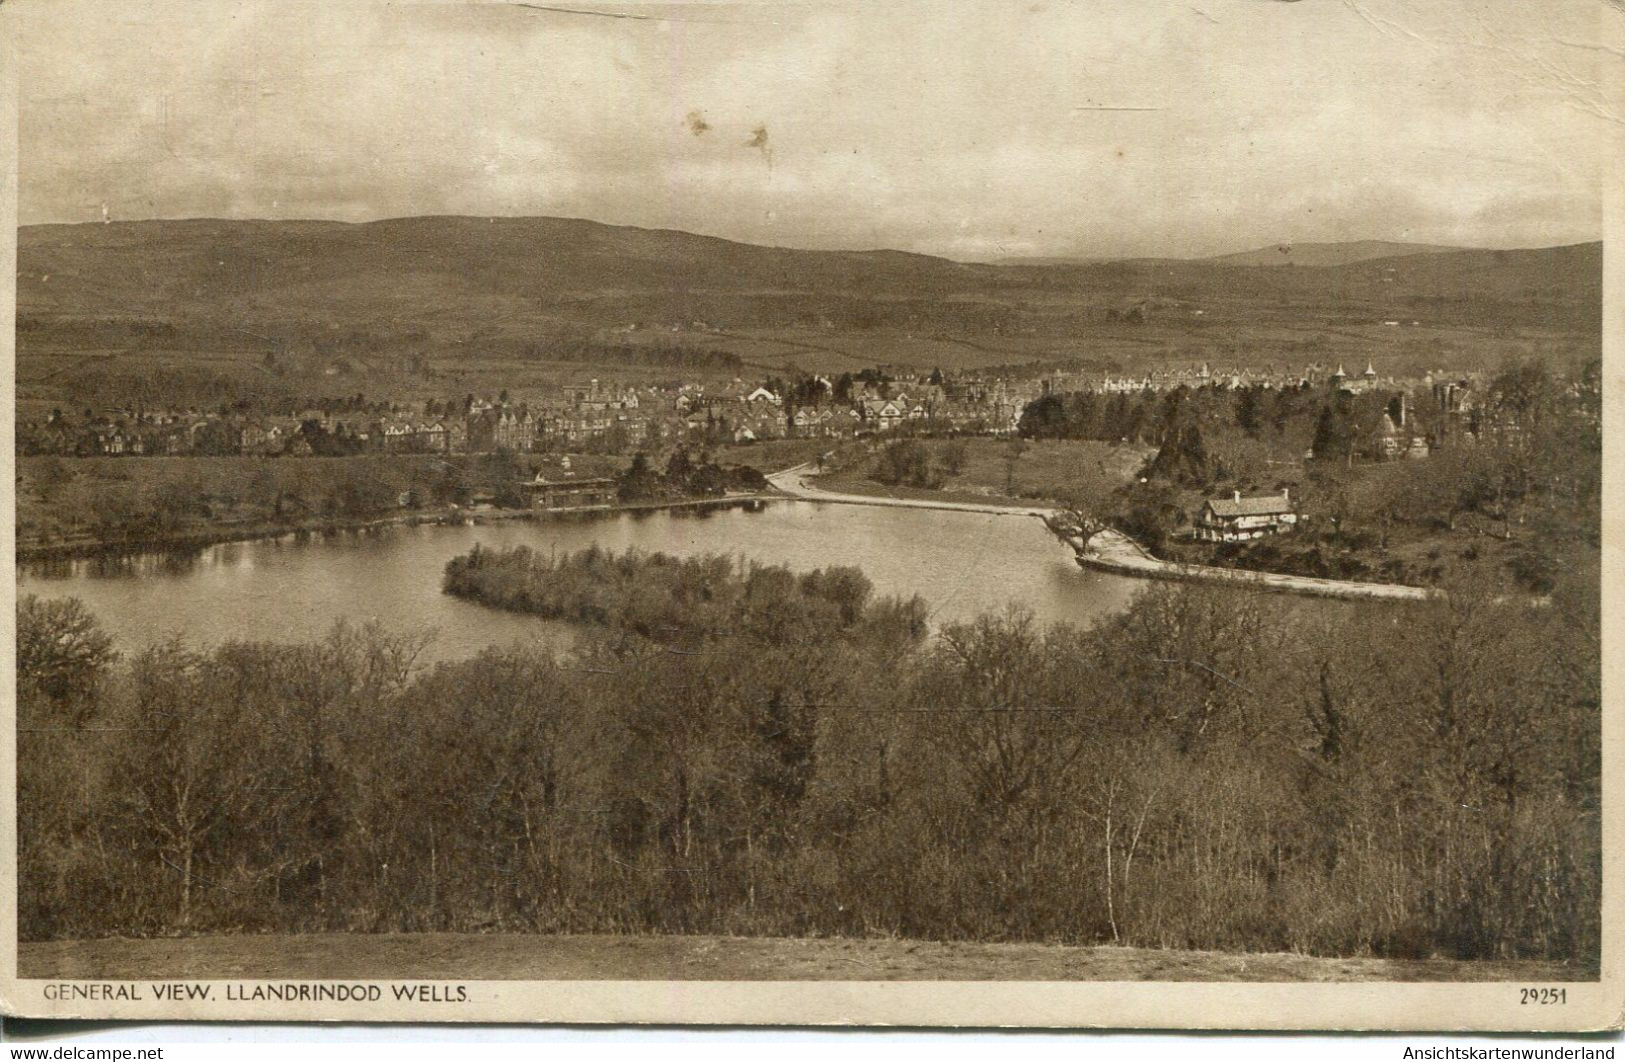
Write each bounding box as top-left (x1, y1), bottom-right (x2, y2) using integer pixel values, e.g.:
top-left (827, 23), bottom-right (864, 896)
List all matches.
top-left (17, 501), bottom-right (1146, 661)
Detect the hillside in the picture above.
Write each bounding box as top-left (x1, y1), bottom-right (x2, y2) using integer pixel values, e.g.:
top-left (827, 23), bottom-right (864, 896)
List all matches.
top-left (14, 217), bottom-right (1601, 404)
top-left (19, 218), bottom-right (1598, 331)
top-left (1206, 240), bottom-right (1465, 267)
top-left (1015, 242), bottom-right (1602, 321)
top-left (18, 216), bottom-right (1008, 326)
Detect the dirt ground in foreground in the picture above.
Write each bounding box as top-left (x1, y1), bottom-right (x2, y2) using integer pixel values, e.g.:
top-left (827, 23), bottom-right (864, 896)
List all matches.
top-left (19, 934), bottom-right (1593, 983)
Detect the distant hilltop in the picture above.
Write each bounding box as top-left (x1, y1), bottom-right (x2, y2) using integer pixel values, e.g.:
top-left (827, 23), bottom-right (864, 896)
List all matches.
top-left (1204, 240), bottom-right (1468, 268)
top-left (994, 240), bottom-right (1470, 269)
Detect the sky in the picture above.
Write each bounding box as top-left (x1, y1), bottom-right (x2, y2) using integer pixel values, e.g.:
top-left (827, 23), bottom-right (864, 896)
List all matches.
top-left (12, 0), bottom-right (1621, 259)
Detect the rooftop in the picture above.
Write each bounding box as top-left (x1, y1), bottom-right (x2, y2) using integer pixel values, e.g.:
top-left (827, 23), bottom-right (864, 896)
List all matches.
top-left (1206, 491), bottom-right (1294, 518)
top-left (528, 475), bottom-right (618, 488)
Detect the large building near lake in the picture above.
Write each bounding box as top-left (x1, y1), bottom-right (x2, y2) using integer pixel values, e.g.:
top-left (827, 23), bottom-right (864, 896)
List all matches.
top-left (525, 475), bottom-right (619, 511)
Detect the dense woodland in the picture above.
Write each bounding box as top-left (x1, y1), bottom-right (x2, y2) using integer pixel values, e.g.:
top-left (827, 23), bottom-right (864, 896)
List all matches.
top-left (20, 543), bottom-right (1598, 967)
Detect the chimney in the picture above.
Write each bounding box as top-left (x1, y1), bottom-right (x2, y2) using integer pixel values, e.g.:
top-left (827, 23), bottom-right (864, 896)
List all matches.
top-left (1233, 490), bottom-right (1241, 503)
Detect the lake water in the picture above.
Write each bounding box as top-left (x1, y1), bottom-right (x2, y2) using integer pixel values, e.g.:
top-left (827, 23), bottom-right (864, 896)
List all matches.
top-left (17, 502), bottom-right (1146, 662)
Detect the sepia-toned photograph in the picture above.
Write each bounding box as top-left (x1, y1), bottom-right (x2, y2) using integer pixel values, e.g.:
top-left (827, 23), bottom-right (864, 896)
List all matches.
top-left (3, 0), bottom-right (1620, 1030)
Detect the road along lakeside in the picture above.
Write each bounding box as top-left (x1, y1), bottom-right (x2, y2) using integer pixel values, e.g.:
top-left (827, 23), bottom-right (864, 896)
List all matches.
top-left (769, 463), bottom-right (1435, 602)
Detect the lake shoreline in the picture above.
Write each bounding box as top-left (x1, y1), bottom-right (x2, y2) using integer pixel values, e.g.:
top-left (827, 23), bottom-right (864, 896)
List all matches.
top-left (772, 462), bottom-right (1438, 602)
top-left (20, 497), bottom-right (1144, 663)
top-left (16, 493), bottom-right (779, 564)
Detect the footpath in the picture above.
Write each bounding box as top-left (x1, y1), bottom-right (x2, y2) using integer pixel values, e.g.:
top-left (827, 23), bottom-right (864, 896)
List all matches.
top-left (1074, 528), bottom-right (1436, 602)
top-left (769, 464), bottom-right (1435, 602)
top-left (766, 464), bottom-right (1056, 517)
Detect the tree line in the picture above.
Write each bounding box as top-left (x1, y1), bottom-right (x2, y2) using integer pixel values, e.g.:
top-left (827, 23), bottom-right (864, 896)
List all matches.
top-left (615, 451), bottom-right (769, 504)
top-left (19, 550), bottom-right (1599, 967)
top-left (17, 453), bottom-right (550, 552)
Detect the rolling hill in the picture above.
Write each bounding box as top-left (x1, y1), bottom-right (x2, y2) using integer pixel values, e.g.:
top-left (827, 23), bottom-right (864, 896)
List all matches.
top-left (18, 216), bottom-right (1008, 322)
top-left (15, 216), bottom-right (1601, 394)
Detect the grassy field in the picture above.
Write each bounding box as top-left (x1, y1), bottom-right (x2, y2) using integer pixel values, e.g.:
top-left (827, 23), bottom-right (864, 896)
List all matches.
top-left (814, 438), bottom-right (1152, 507)
top-left (18, 934), bottom-right (1592, 983)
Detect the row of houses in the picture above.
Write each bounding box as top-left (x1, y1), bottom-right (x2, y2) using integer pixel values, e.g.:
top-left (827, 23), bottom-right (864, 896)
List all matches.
top-left (20, 367), bottom-right (1049, 459)
top-left (19, 403), bottom-right (653, 459)
top-left (1056, 362), bottom-right (1485, 399)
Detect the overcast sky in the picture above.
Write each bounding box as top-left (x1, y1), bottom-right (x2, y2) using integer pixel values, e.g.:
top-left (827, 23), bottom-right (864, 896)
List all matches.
top-left (14, 0), bottom-right (1619, 259)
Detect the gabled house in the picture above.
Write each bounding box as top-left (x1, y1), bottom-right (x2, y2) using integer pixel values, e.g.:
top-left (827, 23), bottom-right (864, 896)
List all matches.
top-left (241, 420), bottom-right (281, 455)
top-left (416, 420), bottom-right (448, 452)
top-left (861, 398), bottom-right (906, 431)
top-left (380, 417), bottom-right (418, 453)
top-left (1195, 489), bottom-right (1298, 543)
top-left (493, 409), bottom-right (537, 452)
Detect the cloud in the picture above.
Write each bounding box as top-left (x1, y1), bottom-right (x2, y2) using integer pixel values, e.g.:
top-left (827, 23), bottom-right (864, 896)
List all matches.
top-left (13, 0), bottom-right (1613, 257)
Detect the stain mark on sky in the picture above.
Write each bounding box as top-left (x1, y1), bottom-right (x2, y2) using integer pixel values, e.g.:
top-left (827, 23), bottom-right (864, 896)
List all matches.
top-left (746, 124), bottom-right (772, 167)
top-left (686, 111), bottom-right (710, 136)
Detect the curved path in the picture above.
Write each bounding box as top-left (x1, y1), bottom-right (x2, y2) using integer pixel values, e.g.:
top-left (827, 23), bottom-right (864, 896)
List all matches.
top-left (770, 463), bottom-right (1435, 602)
top-left (1076, 529), bottom-right (1436, 602)
top-left (767, 464), bottom-right (1056, 518)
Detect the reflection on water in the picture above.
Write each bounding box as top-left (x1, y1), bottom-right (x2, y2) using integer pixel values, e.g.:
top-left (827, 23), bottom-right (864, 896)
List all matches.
top-left (18, 502), bottom-right (1146, 662)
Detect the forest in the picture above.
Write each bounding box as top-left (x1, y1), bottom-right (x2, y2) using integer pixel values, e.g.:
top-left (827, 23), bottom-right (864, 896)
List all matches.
top-left (19, 541), bottom-right (1599, 969)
